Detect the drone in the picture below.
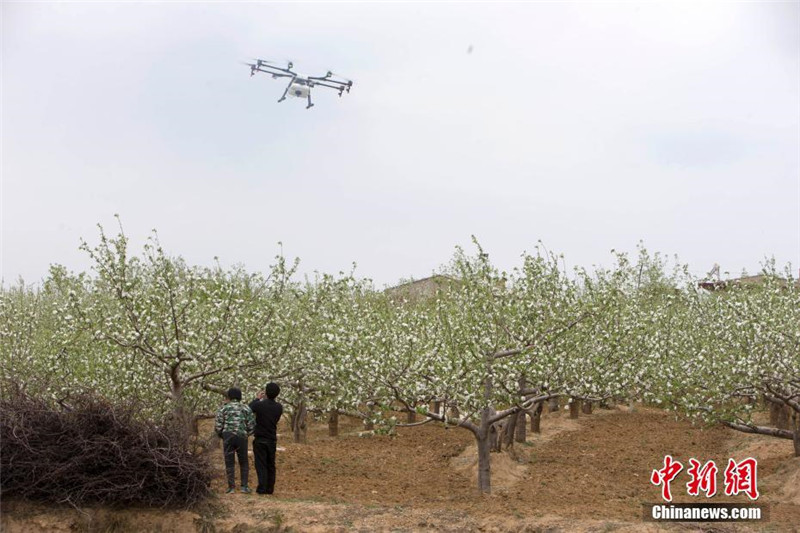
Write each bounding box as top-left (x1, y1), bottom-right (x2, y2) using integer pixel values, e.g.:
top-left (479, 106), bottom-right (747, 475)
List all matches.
top-left (244, 59), bottom-right (353, 109)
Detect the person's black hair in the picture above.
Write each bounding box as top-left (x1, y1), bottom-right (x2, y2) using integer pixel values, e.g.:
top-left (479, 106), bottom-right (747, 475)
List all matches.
top-left (227, 387), bottom-right (242, 401)
top-left (265, 382), bottom-right (280, 400)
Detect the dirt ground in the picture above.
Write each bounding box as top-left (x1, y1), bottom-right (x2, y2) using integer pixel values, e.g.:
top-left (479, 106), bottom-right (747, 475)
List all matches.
top-left (2, 406), bottom-right (798, 532)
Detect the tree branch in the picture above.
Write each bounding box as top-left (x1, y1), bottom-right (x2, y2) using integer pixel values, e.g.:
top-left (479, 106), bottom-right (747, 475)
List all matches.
top-left (721, 421), bottom-right (793, 439)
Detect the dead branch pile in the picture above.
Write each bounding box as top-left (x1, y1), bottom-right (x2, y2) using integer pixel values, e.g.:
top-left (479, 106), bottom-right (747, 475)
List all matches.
top-left (0, 393), bottom-right (212, 507)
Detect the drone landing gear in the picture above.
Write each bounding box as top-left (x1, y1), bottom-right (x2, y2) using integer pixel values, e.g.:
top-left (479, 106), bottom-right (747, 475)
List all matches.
top-left (306, 93), bottom-right (314, 109)
top-left (278, 78), bottom-right (293, 103)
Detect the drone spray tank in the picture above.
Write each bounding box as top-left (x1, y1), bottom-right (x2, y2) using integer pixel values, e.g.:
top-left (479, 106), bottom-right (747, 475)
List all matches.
top-left (287, 78), bottom-right (311, 99)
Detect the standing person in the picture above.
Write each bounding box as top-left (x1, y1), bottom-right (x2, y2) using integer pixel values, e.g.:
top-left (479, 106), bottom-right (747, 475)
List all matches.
top-left (249, 382), bottom-right (283, 495)
top-left (215, 387), bottom-right (255, 494)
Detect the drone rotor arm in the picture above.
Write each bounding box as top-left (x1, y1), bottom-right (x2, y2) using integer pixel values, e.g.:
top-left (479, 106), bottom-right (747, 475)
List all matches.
top-left (311, 78), bottom-right (352, 86)
top-left (254, 68), bottom-right (295, 79)
top-left (308, 72), bottom-right (351, 83)
top-left (314, 81), bottom-right (339, 90)
top-left (311, 80), bottom-right (352, 91)
top-left (250, 62), bottom-right (297, 77)
top-left (256, 67), bottom-right (296, 77)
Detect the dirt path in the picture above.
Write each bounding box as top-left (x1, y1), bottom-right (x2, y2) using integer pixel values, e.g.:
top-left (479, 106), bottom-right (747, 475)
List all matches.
top-left (3, 406), bottom-right (798, 532)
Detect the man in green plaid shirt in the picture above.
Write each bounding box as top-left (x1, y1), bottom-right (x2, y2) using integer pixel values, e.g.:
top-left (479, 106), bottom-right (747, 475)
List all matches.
top-left (215, 387), bottom-right (255, 493)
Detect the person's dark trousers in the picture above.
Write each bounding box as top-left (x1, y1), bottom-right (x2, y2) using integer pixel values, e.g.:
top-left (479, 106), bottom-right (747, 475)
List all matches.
top-left (222, 432), bottom-right (249, 488)
top-left (253, 437), bottom-right (277, 494)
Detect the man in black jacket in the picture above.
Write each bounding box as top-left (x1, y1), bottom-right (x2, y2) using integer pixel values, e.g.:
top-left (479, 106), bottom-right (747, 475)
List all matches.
top-left (249, 382), bottom-right (283, 495)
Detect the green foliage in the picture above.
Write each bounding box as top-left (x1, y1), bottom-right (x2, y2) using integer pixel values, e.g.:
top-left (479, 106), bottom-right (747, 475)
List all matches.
top-left (2, 223), bottom-right (797, 449)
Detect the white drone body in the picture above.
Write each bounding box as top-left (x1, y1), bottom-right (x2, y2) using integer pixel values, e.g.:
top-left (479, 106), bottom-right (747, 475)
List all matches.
top-left (287, 78), bottom-right (311, 99)
top-left (245, 59), bottom-right (353, 109)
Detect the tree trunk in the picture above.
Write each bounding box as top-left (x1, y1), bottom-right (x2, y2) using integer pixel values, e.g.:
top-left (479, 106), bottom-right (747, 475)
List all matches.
top-left (450, 404), bottom-right (460, 419)
top-left (502, 412), bottom-right (518, 450)
top-left (582, 401), bottom-right (593, 415)
top-left (489, 420), bottom-right (501, 452)
top-left (794, 431), bottom-right (800, 458)
top-left (793, 413), bottom-right (800, 458)
top-left (431, 401), bottom-right (441, 415)
top-left (170, 383), bottom-right (193, 435)
top-left (628, 397), bottom-right (636, 413)
top-left (548, 397), bottom-right (559, 413)
top-left (476, 429), bottom-right (491, 494)
top-left (770, 401), bottom-right (791, 430)
top-left (515, 409), bottom-right (527, 443)
top-left (364, 403), bottom-right (375, 430)
top-left (531, 401), bottom-right (543, 434)
top-left (769, 401), bottom-right (781, 426)
top-left (477, 374), bottom-right (494, 493)
top-left (569, 399), bottom-right (581, 419)
top-left (407, 410), bottom-right (417, 423)
top-left (515, 375), bottom-right (527, 444)
top-left (292, 402), bottom-right (307, 443)
top-left (328, 410), bottom-right (338, 437)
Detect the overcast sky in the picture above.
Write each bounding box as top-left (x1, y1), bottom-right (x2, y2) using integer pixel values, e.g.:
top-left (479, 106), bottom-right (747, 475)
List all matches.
top-left (2, 1), bottom-right (799, 287)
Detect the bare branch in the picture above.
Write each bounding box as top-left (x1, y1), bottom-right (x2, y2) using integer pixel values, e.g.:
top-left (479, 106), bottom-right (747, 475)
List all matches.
top-left (721, 421), bottom-right (793, 440)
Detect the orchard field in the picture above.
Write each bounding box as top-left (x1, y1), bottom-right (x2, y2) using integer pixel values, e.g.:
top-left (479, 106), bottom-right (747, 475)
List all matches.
top-left (1, 223), bottom-right (799, 531)
top-left (2, 406), bottom-right (799, 532)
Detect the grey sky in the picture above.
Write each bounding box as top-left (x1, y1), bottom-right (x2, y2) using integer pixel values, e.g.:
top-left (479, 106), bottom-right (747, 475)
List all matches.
top-left (2, 1), bottom-right (799, 287)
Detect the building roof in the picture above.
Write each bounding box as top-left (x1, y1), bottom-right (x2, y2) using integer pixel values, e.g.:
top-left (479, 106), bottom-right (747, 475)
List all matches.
top-left (698, 274), bottom-right (798, 291)
top-left (384, 275), bottom-right (457, 300)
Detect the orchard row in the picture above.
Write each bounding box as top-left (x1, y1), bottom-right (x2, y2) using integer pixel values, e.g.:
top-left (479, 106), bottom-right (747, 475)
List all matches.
top-left (2, 226), bottom-right (797, 492)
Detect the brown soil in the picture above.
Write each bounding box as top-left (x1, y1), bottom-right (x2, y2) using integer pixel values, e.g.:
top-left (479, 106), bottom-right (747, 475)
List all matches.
top-left (2, 406), bottom-right (798, 532)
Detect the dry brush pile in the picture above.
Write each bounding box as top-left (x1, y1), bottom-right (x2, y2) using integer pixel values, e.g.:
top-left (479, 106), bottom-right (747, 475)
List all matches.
top-left (0, 392), bottom-right (213, 507)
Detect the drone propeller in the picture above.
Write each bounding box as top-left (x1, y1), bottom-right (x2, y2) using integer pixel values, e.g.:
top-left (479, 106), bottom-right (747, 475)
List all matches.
top-left (252, 58), bottom-right (294, 70)
top-left (240, 61), bottom-right (258, 76)
top-left (327, 71), bottom-right (353, 83)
